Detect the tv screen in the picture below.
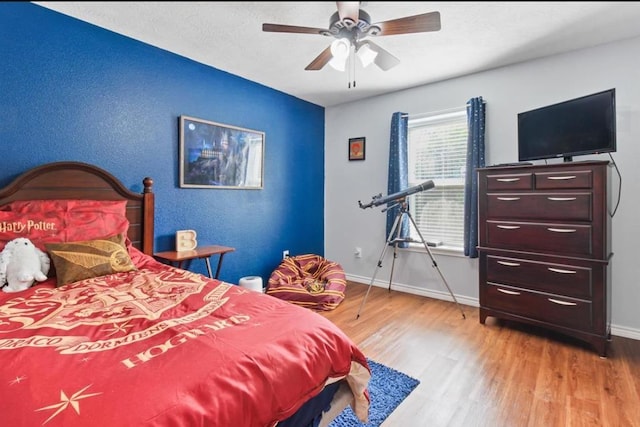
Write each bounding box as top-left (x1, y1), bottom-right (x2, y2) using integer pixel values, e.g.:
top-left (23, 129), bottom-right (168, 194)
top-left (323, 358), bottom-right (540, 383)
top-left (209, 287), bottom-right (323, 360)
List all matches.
top-left (518, 89), bottom-right (616, 162)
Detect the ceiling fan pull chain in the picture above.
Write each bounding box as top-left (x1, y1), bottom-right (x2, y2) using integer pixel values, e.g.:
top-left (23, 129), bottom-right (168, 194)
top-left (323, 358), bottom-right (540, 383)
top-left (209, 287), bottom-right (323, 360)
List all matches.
top-left (353, 48), bottom-right (356, 88)
top-left (348, 48), bottom-right (352, 88)
top-left (354, 62), bottom-right (357, 88)
top-left (349, 45), bottom-right (356, 89)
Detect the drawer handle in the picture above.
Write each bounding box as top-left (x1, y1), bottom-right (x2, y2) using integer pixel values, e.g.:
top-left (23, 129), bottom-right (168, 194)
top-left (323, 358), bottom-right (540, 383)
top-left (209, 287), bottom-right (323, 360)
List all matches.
top-left (548, 267), bottom-right (576, 274)
top-left (497, 288), bottom-right (521, 295)
top-left (547, 175), bottom-right (577, 180)
top-left (548, 298), bottom-right (577, 306)
top-left (497, 197), bottom-right (521, 201)
top-left (547, 228), bottom-right (576, 233)
top-left (496, 178), bottom-right (520, 182)
top-left (497, 260), bottom-right (520, 267)
top-left (547, 197), bottom-right (577, 201)
top-left (497, 225), bottom-right (520, 230)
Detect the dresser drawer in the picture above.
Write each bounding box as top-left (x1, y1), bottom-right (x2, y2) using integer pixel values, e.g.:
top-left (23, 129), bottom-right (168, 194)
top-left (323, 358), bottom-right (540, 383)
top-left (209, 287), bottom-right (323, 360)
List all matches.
top-left (485, 173), bottom-right (533, 191)
top-left (485, 192), bottom-right (592, 221)
top-left (484, 283), bottom-right (592, 331)
top-left (535, 169), bottom-right (593, 190)
top-left (485, 255), bottom-right (592, 299)
top-left (485, 220), bottom-right (593, 257)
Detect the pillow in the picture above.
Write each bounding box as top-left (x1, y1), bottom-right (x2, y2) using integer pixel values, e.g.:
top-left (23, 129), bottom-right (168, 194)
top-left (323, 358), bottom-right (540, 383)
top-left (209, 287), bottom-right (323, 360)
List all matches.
top-left (45, 234), bottom-right (137, 287)
top-left (0, 210), bottom-right (65, 251)
top-left (1, 199), bottom-right (130, 251)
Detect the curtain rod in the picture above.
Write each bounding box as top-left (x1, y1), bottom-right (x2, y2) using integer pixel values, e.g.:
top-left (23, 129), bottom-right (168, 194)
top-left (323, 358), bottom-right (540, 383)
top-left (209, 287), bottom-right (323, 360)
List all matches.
top-left (401, 101), bottom-right (486, 119)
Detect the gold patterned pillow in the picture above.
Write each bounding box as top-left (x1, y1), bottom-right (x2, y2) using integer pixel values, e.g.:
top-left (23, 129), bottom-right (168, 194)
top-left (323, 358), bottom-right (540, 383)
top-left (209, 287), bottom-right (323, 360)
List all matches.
top-left (45, 234), bottom-right (136, 287)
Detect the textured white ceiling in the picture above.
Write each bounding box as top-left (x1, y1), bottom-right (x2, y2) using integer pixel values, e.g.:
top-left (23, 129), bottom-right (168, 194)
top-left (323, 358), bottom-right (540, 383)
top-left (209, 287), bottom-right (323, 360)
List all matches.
top-left (35, 1), bottom-right (640, 107)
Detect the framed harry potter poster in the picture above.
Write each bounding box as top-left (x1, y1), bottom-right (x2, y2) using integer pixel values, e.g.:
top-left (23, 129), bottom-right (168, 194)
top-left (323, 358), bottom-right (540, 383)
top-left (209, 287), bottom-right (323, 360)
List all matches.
top-left (180, 115), bottom-right (264, 189)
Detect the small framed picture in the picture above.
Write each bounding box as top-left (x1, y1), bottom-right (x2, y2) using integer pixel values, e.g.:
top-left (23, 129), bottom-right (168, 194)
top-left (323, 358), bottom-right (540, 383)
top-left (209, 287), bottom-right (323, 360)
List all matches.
top-left (349, 137), bottom-right (366, 161)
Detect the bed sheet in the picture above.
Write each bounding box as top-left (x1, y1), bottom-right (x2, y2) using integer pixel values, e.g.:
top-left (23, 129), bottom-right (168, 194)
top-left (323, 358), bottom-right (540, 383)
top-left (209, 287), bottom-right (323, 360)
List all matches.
top-left (0, 251), bottom-right (369, 426)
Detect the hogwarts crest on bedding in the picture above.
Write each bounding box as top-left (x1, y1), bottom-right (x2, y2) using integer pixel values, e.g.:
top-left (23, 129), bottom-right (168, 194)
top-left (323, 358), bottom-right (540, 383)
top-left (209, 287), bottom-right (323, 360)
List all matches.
top-left (0, 259), bottom-right (370, 426)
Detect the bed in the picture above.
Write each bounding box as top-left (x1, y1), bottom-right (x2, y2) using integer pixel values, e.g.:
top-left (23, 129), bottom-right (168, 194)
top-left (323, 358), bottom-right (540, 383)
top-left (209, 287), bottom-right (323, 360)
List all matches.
top-left (0, 161), bottom-right (370, 427)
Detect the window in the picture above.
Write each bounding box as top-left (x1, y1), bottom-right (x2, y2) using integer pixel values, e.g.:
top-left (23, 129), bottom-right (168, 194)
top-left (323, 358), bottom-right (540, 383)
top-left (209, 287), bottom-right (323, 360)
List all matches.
top-left (407, 108), bottom-right (468, 251)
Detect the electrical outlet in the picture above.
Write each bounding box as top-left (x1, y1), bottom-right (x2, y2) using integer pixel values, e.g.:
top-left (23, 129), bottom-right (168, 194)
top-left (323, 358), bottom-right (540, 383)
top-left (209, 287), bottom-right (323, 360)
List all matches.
top-left (282, 250), bottom-right (289, 260)
top-left (354, 247), bottom-right (362, 258)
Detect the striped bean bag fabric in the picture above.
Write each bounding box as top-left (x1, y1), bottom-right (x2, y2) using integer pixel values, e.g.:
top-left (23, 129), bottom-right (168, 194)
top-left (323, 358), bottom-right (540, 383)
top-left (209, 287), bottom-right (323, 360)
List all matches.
top-left (266, 254), bottom-right (347, 311)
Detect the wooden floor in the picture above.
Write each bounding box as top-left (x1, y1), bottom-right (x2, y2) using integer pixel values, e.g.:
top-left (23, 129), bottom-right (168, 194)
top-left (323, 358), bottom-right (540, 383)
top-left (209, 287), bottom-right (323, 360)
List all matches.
top-left (320, 282), bottom-right (640, 427)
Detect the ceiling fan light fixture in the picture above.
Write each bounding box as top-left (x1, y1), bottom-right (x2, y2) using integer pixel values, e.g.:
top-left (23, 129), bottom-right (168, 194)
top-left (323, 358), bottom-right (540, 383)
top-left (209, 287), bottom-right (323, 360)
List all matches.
top-left (356, 42), bottom-right (378, 68)
top-left (329, 38), bottom-right (350, 71)
top-left (330, 38), bottom-right (350, 59)
top-left (328, 56), bottom-right (347, 72)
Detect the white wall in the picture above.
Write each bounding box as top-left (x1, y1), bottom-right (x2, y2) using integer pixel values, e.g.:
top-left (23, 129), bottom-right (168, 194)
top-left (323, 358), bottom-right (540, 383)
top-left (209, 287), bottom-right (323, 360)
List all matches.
top-left (325, 36), bottom-right (640, 339)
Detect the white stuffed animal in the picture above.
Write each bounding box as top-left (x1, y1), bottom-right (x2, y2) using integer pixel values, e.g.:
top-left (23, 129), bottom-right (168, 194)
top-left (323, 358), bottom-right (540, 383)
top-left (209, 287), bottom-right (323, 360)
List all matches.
top-left (0, 238), bottom-right (51, 293)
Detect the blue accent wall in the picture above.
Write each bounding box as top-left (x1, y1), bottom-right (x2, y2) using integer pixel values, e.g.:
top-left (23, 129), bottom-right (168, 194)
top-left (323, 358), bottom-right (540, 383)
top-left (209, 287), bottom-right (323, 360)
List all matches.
top-left (0, 3), bottom-right (325, 284)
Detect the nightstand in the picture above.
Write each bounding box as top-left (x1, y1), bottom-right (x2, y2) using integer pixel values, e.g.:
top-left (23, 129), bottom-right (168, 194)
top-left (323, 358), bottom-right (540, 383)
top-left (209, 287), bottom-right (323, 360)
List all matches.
top-left (154, 245), bottom-right (235, 279)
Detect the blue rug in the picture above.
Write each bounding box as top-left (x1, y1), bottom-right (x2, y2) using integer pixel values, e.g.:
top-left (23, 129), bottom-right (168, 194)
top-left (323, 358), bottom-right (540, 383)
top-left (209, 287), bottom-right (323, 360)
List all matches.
top-left (329, 359), bottom-right (420, 427)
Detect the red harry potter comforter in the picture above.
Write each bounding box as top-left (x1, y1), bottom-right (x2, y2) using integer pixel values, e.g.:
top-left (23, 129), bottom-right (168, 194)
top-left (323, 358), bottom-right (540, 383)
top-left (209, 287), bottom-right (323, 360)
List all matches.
top-left (0, 251), bottom-right (370, 426)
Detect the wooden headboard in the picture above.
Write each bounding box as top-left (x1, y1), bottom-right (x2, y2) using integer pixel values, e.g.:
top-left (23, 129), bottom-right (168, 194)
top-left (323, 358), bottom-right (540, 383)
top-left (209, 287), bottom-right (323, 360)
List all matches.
top-left (0, 162), bottom-right (155, 255)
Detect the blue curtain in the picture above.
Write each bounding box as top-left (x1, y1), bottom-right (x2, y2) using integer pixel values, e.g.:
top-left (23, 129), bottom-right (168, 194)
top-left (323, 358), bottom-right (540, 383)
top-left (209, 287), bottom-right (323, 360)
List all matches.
top-left (387, 112), bottom-right (409, 248)
top-left (464, 97), bottom-right (486, 258)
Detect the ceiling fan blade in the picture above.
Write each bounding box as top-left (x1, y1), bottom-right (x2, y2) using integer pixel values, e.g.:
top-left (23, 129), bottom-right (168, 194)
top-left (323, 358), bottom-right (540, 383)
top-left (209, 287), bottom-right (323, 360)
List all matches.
top-left (305, 46), bottom-right (333, 71)
top-left (336, 2), bottom-right (360, 26)
top-left (364, 41), bottom-right (400, 71)
top-left (373, 11), bottom-right (441, 36)
top-left (262, 23), bottom-right (329, 35)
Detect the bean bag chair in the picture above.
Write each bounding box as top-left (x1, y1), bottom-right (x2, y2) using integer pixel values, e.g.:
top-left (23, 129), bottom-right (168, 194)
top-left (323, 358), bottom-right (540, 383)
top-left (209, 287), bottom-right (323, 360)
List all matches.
top-left (266, 254), bottom-right (346, 311)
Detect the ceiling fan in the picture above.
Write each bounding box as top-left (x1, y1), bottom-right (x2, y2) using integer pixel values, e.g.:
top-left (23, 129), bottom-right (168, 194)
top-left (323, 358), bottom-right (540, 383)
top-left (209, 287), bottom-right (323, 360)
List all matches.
top-left (262, 2), bottom-right (441, 72)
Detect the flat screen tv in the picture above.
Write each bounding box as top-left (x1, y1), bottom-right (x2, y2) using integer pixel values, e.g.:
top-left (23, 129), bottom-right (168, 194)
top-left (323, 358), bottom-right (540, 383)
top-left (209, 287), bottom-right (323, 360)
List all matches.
top-left (518, 89), bottom-right (616, 162)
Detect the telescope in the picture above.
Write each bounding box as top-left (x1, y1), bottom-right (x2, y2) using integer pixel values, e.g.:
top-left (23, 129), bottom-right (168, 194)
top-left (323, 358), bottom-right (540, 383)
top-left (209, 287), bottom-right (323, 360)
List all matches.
top-left (358, 180), bottom-right (435, 209)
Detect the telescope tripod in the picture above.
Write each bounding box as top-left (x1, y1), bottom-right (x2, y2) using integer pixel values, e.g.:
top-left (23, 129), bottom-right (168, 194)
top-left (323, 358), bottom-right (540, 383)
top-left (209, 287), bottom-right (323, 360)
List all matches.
top-left (356, 198), bottom-right (466, 320)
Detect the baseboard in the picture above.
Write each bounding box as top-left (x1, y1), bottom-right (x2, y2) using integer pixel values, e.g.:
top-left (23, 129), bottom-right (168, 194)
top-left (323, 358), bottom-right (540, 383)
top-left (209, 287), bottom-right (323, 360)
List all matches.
top-left (345, 273), bottom-right (640, 341)
top-left (345, 273), bottom-right (478, 308)
top-left (610, 325), bottom-right (640, 341)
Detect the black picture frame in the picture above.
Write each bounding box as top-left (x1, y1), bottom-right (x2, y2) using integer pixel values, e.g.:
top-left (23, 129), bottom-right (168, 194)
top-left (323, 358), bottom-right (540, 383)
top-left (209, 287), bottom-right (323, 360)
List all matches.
top-left (349, 137), bottom-right (366, 161)
top-left (179, 115), bottom-right (264, 189)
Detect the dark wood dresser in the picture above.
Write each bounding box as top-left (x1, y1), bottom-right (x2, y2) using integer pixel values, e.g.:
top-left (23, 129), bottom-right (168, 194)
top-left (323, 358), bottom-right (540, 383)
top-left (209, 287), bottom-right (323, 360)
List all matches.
top-left (477, 161), bottom-right (612, 356)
